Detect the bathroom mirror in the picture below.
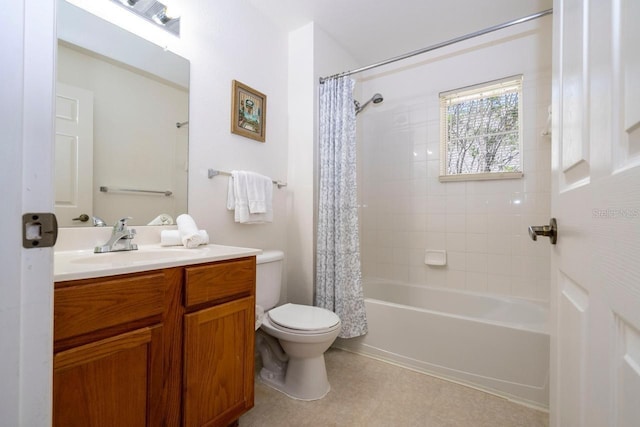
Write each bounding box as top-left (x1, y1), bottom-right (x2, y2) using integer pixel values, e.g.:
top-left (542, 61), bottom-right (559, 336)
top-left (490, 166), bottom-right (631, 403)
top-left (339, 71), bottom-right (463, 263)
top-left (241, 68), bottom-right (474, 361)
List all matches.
top-left (55, 0), bottom-right (189, 227)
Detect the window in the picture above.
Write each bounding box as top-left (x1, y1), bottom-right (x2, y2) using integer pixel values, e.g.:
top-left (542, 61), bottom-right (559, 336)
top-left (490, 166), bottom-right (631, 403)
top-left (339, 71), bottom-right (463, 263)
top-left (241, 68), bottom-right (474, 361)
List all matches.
top-left (439, 75), bottom-right (523, 181)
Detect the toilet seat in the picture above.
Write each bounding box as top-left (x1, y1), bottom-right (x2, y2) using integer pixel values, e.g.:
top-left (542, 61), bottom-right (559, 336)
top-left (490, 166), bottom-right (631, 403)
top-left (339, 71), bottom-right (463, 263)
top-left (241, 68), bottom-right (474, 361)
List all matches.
top-left (267, 303), bottom-right (340, 335)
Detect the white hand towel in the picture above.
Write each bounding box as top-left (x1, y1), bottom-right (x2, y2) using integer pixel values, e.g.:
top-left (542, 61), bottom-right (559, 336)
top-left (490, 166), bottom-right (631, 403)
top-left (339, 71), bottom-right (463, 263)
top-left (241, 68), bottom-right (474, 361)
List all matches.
top-left (245, 172), bottom-right (272, 214)
top-left (227, 171), bottom-right (273, 224)
top-left (161, 229), bottom-right (209, 246)
top-left (227, 171), bottom-right (247, 221)
top-left (176, 214), bottom-right (207, 248)
top-left (227, 176), bottom-right (236, 210)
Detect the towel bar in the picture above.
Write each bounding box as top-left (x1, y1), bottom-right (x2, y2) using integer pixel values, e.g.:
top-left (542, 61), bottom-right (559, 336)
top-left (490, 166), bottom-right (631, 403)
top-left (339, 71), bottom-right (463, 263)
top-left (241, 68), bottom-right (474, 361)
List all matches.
top-left (208, 169), bottom-right (287, 189)
top-left (99, 186), bottom-right (173, 196)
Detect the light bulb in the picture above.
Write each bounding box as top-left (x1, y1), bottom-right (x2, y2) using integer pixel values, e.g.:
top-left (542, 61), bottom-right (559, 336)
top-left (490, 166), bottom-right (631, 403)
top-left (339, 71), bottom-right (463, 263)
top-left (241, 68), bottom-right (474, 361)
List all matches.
top-left (162, 0), bottom-right (181, 19)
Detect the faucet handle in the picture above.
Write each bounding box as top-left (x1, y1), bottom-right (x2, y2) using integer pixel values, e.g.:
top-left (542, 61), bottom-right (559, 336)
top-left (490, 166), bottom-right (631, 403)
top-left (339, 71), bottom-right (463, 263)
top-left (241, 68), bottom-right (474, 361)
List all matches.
top-left (92, 216), bottom-right (107, 227)
top-left (114, 217), bottom-right (132, 232)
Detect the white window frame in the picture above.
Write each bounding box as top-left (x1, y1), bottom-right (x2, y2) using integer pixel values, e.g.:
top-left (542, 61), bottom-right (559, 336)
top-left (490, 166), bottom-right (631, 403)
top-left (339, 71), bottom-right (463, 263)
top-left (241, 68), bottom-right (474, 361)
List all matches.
top-left (439, 75), bottom-right (524, 182)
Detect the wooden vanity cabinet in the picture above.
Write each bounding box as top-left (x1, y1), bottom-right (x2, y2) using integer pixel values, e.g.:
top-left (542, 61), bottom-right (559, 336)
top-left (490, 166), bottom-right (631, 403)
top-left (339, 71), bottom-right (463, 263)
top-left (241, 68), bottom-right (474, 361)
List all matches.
top-left (183, 258), bottom-right (256, 427)
top-left (53, 256), bottom-right (256, 427)
top-left (53, 271), bottom-right (172, 427)
top-left (53, 325), bottom-right (164, 426)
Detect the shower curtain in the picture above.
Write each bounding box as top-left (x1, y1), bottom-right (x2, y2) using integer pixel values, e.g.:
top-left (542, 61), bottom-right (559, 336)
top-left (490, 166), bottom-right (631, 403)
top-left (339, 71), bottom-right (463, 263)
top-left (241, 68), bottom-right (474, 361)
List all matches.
top-left (316, 77), bottom-right (368, 339)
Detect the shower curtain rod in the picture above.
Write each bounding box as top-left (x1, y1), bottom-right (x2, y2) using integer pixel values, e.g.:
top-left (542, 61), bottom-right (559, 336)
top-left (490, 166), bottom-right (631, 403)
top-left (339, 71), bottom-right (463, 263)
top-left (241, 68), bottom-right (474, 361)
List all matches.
top-left (319, 8), bottom-right (553, 83)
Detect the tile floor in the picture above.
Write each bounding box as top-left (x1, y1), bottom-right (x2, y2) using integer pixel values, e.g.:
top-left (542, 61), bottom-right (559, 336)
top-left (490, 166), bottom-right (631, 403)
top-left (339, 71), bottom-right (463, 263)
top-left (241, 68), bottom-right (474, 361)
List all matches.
top-left (240, 348), bottom-right (548, 427)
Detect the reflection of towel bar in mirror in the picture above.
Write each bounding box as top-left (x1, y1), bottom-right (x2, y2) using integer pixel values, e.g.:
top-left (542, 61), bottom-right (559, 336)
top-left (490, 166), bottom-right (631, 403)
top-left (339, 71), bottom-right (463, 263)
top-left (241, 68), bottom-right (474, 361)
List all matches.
top-left (99, 186), bottom-right (173, 196)
top-left (207, 169), bottom-right (287, 189)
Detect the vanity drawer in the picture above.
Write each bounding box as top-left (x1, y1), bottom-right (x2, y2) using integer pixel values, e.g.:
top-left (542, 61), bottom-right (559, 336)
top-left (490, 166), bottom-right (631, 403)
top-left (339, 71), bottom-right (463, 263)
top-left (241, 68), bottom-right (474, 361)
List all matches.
top-left (54, 272), bottom-right (166, 343)
top-left (184, 257), bottom-right (255, 308)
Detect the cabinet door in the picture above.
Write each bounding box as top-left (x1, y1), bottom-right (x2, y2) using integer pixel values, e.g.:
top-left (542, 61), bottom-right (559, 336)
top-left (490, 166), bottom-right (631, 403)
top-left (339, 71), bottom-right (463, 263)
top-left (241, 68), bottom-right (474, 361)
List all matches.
top-left (53, 326), bottom-right (162, 427)
top-left (183, 296), bottom-right (254, 427)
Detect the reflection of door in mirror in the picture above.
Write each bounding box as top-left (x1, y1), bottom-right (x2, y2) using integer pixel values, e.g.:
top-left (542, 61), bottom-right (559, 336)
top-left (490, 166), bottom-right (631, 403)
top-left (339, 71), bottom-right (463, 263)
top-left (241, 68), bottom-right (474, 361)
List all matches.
top-left (55, 83), bottom-right (94, 227)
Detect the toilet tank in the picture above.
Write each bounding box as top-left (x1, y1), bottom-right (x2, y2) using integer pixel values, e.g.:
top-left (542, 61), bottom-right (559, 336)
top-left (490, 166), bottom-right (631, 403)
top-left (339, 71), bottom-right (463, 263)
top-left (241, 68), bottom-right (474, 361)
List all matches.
top-left (256, 250), bottom-right (284, 311)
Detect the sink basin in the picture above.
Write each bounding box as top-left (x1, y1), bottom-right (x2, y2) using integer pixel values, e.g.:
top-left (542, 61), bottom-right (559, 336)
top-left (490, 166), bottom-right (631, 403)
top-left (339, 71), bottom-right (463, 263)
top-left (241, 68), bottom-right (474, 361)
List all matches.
top-left (70, 248), bottom-right (195, 265)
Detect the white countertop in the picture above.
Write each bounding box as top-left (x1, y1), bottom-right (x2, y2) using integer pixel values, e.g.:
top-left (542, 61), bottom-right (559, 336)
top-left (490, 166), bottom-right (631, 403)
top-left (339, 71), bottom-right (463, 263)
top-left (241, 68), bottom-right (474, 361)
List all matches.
top-left (55, 244), bottom-right (262, 282)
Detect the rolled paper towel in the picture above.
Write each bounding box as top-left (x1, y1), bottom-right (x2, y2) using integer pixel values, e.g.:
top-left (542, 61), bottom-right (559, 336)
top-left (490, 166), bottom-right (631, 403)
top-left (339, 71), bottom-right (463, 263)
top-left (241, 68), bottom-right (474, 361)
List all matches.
top-left (176, 214), bottom-right (208, 248)
top-left (255, 305), bottom-right (265, 330)
top-left (161, 229), bottom-right (209, 247)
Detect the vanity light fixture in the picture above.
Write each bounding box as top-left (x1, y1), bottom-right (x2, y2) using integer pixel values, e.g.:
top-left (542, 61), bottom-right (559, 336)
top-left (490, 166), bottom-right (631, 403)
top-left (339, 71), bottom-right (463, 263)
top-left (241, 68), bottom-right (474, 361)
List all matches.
top-left (110, 0), bottom-right (180, 37)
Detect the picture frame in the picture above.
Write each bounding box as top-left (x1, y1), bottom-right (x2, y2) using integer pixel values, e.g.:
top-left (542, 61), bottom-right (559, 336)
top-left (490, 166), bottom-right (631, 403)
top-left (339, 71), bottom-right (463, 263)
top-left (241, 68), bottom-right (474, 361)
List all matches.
top-left (231, 80), bottom-right (267, 142)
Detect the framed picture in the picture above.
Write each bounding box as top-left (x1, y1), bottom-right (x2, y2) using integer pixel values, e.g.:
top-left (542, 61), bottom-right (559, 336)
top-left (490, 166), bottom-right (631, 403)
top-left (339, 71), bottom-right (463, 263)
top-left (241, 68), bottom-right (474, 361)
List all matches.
top-left (231, 80), bottom-right (266, 142)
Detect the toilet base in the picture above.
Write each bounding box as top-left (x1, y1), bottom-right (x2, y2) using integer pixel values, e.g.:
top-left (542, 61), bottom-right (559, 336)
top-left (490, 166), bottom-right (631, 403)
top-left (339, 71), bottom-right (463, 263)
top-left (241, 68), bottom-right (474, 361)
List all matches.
top-left (259, 354), bottom-right (331, 401)
top-left (255, 312), bottom-right (341, 401)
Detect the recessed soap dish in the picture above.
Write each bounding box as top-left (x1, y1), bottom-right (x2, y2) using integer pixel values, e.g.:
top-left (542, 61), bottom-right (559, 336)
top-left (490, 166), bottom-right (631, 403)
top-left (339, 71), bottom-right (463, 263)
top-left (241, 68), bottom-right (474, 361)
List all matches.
top-left (424, 250), bottom-right (447, 266)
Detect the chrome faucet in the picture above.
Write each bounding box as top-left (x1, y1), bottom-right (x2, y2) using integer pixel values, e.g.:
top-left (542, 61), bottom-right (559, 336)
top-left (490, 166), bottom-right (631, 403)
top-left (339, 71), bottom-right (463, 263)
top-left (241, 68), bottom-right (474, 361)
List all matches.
top-left (94, 217), bottom-right (138, 253)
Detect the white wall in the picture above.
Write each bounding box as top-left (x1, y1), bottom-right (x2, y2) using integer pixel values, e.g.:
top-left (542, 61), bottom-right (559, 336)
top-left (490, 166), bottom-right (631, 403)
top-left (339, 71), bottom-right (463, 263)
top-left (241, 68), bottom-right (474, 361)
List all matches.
top-left (286, 23), bottom-right (361, 305)
top-left (176, 0), bottom-right (289, 254)
top-left (286, 23), bottom-right (315, 304)
top-left (358, 17), bottom-right (553, 301)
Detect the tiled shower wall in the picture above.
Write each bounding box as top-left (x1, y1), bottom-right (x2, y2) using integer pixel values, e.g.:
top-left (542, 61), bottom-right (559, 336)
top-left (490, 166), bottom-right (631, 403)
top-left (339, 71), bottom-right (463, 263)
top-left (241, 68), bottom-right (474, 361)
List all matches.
top-left (358, 18), bottom-right (552, 301)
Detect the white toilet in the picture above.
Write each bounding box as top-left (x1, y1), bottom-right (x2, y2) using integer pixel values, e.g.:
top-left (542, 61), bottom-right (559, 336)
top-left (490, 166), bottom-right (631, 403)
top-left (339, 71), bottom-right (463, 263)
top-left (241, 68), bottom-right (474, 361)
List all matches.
top-left (255, 250), bottom-right (341, 400)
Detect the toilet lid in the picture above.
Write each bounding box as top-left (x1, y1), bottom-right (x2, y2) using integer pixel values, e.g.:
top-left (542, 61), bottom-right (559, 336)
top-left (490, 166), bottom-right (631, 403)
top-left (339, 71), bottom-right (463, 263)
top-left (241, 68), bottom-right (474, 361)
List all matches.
top-left (267, 303), bottom-right (340, 332)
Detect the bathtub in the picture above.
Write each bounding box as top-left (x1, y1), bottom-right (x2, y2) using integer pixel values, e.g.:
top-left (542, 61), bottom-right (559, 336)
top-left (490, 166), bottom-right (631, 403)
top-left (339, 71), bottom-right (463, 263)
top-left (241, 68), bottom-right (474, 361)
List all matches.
top-left (334, 279), bottom-right (550, 409)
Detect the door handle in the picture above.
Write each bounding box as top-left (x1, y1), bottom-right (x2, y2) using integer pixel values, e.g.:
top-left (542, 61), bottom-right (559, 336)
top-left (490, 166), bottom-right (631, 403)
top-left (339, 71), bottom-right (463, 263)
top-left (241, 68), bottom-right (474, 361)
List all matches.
top-left (72, 214), bottom-right (90, 222)
top-left (528, 218), bottom-right (557, 244)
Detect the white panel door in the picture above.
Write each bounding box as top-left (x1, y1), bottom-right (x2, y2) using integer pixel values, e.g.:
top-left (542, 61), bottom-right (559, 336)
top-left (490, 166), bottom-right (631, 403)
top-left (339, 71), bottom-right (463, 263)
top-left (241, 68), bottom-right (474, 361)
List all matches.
top-left (2, 0), bottom-right (56, 425)
top-left (551, 0), bottom-right (640, 426)
top-left (55, 82), bottom-right (93, 226)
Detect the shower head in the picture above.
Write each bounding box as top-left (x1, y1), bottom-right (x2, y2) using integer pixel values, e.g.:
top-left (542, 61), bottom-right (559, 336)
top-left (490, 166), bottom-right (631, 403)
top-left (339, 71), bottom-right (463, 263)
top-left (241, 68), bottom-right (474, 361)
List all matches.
top-left (355, 93), bottom-right (384, 115)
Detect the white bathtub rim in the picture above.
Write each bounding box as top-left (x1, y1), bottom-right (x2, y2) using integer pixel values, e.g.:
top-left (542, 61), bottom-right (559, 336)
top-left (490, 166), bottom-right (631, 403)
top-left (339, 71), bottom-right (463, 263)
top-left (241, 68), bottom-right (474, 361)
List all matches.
top-left (365, 296), bottom-right (548, 334)
top-left (365, 295), bottom-right (549, 334)
top-left (364, 276), bottom-right (549, 305)
top-left (333, 342), bottom-right (550, 412)
top-left (363, 279), bottom-right (549, 334)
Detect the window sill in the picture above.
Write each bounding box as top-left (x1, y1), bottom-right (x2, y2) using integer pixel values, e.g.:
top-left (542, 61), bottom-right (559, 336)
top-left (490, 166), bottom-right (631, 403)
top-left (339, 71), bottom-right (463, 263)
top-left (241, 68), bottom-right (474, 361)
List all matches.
top-left (438, 172), bottom-right (523, 182)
